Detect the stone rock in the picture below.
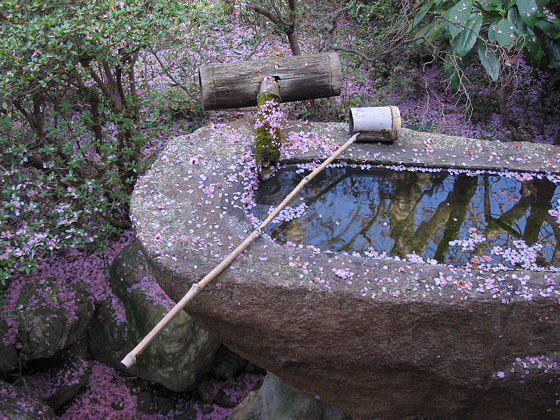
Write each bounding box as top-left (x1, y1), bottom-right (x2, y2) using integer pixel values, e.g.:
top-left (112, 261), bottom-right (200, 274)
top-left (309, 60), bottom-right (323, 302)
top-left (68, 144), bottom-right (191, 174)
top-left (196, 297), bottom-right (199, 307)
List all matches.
top-left (229, 373), bottom-right (351, 420)
top-left (228, 389), bottom-right (262, 420)
top-left (214, 377), bottom-right (248, 408)
top-left (16, 278), bottom-right (94, 360)
top-left (197, 379), bottom-right (215, 403)
top-left (41, 355), bottom-right (91, 410)
top-left (174, 407), bottom-right (198, 420)
top-left (88, 240), bottom-right (220, 392)
top-left (132, 120), bottom-right (560, 418)
top-left (153, 394), bottom-right (176, 416)
top-left (136, 390), bottom-right (156, 414)
top-left (0, 379), bottom-right (56, 419)
top-left (10, 337), bottom-right (90, 410)
top-left (0, 318), bottom-right (19, 379)
top-left (211, 345), bottom-right (247, 381)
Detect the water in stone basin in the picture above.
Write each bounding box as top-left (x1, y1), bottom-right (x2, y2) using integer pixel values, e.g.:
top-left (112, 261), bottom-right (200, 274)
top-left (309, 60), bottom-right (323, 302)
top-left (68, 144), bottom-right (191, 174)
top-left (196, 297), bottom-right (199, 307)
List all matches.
top-left (251, 164), bottom-right (560, 269)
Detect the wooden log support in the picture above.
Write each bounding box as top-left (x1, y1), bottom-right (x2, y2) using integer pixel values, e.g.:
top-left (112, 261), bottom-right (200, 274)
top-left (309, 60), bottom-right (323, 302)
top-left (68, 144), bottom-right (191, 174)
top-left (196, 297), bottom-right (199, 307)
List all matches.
top-left (349, 106), bottom-right (401, 142)
top-left (198, 52), bottom-right (342, 110)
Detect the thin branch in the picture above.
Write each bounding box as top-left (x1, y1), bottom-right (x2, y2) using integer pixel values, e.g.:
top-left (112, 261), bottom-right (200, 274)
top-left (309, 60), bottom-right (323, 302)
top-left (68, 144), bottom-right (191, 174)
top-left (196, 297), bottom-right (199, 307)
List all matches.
top-left (86, 64), bottom-right (123, 112)
top-left (243, 28), bottom-right (274, 60)
top-left (147, 46), bottom-right (200, 103)
top-left (248, 3), bottom-right (279, 24)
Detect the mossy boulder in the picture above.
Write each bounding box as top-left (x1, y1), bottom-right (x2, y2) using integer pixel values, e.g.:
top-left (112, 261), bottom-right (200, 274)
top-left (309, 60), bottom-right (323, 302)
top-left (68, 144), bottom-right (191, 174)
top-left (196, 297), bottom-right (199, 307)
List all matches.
top-left (16, 278), bottom-right (94, 360)
top-left (229, 373), bottom-right (352, 420)
top-left (88, 240), bottom-right (220, 392)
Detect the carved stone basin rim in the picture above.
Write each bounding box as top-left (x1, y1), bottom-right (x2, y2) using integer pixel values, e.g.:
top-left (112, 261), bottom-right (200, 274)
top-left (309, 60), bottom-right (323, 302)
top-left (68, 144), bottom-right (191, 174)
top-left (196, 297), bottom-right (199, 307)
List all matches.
top-left (130, 120), bottom-right (560, 419)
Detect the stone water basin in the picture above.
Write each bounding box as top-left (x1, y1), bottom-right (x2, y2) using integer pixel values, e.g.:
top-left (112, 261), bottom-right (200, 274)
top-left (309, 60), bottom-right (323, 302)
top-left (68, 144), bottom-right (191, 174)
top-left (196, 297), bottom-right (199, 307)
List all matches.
top-left (131, 120), bottom-right (560, 419)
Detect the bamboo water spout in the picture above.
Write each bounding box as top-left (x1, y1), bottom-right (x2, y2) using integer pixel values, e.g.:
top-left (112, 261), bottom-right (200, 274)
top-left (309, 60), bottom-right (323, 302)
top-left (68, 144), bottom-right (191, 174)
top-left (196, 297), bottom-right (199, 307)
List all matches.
top-left (121, 132), bottom-right (361, 368)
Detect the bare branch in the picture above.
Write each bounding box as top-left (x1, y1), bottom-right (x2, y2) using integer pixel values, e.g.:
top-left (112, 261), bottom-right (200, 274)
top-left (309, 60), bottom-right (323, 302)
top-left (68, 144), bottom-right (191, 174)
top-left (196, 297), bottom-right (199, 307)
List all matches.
top-left (248, 3), bottom-right (279, 24)
top-left (147, 46), bottom-right (200, 103)
top-left (243, 28), bottom-right (275, 60)
top-left (86, 64), bottom-right (123, 112)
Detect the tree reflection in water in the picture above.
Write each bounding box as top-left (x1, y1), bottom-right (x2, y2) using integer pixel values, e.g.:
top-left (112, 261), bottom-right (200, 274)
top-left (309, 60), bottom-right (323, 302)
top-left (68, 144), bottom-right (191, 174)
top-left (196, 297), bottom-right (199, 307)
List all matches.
top-left (251, 165), bottom-right (560, 268)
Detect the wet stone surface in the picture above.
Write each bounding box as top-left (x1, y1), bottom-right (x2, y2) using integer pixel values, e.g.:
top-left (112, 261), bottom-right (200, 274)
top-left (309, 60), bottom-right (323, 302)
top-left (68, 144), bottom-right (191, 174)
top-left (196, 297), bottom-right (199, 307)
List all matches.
top-left (131, 120), bottom-right (560, 419)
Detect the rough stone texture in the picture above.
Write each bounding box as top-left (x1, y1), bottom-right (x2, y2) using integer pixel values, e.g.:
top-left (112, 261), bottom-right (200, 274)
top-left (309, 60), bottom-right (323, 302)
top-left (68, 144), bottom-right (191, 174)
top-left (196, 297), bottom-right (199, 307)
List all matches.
top-left (229, 373), bottom-right (351, 420)
top-left (41, 354), bottom-right (91, 410)
top-left (131, 120), bottom-right (560, 419)
top-left (228, 389), bottom-right (262, 420)
top-left (16, 278), bottom-right (94, 360)
top-left (88, 240), bottom-right (220, 392)
top-left (0, 318), bottom-right (19, 379)
top-left (0, 379), bottom-right (56, 419)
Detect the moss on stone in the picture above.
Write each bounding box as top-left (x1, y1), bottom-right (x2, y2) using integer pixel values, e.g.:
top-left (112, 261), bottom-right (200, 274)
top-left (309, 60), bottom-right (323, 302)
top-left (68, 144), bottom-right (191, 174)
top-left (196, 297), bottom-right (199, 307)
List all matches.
top-left (255, 93), bottom-right (282, 166)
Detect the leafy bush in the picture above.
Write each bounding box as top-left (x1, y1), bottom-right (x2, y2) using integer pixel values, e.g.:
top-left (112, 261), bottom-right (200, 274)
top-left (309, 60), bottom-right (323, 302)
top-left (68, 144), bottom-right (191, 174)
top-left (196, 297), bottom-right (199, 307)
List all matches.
top-left (0, 0), bottom-right (185, 286)
top-left (412, 0), bottom-right (560, 87)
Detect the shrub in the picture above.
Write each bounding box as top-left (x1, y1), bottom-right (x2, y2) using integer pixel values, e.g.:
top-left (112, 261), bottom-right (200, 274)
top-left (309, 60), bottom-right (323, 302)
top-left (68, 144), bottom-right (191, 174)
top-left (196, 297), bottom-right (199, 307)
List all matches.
top-left (412, 0), bottom-right (560, 86)
top-left (0, 0), bottom-right (185, 287)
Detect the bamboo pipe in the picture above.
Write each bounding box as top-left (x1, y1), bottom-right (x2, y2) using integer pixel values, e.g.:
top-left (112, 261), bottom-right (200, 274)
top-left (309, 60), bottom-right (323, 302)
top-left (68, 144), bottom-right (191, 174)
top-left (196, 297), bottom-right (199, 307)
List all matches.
top-left (120, 132), bottom-right (360, 368)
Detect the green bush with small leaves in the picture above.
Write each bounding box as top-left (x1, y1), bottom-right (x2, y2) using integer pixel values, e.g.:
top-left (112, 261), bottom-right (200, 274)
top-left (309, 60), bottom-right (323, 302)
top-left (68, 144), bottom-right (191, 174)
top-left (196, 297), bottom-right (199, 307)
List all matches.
top-left (0, 0), bottom-right (185, 286)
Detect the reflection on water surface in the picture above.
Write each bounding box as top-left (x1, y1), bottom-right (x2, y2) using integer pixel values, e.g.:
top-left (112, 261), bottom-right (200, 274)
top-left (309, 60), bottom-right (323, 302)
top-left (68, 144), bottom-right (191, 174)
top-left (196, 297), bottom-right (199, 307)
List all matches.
top-left (251, 164), bottom-right (560, 268)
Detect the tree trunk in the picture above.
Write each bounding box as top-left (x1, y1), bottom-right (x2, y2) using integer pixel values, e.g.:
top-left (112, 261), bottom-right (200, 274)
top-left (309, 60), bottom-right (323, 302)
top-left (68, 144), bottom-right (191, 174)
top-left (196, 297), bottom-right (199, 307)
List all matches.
top-left (286, 26), bottom-right (301, 55)
top-left (498, 83), bottom-right (528, 142)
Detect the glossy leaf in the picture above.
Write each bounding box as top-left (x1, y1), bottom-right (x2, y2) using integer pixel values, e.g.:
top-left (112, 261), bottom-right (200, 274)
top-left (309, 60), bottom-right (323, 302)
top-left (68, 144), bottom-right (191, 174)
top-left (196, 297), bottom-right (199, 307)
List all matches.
top-left (516, 0), bottom-right (538, 28)
top-left (446, 0), bottom-right (473, 40)
top-left (477, 43), bottom-right (500, 80)
top-left (495, 18), bottom-right (517, 46)
top-left (507, 6), bottom-right (526, 34)
top-left (524, 26), bottom-right (544, 61)
top-left (427, 21), bottom-right (446, 43)
top-left (414, 0), bottom-right (434, 28)
top-left (545, 37), bottom-right (560, 68)
top-left (535, 20), bottom-right (560, 40)
top-left (452, 13), bottom-right (483, 56)
top-left (444, 59), bottom-right (461, 91)
top-left (488, 19), bottom-right (500, 43)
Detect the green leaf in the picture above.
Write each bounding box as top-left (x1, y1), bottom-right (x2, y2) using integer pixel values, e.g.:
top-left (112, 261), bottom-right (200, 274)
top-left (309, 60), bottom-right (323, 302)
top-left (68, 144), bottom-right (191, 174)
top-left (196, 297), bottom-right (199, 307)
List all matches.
top-left (427, 21), bottom-right (446, 43)
top-left (495, 18), bottom-right (517, 46)
top-left (486, 20), bottom-right (495, 43)
top-left (507, 6), bottom-right (526, 34)
top-left (516, 0), bottom-right (538, 27)
top-left (414, 0), bottom-right (434, 27)
top-left (545, 37), bottom-right (560, 68)
top-left (452, 13), bottom-right (483, 56)
top-left (444, 60), bottom-right (461, 91)
top-left (446, 0), bottom-right (473, 40)
top-left (478, 0), bottom-right (506, 12)
top-left (477, 43), bottom-right (500, 81)
top-left (535, 20), bottom-right (560, 40)
top-left (524, 26), bottom-right (544, 61)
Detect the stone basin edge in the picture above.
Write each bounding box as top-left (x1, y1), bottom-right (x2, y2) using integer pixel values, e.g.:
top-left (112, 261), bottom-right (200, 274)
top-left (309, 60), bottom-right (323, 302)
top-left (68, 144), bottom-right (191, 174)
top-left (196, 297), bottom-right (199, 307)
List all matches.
top-left (131, 119), bottom-right (560, 298)
top-left (130, 119), bottom-right (560, 418)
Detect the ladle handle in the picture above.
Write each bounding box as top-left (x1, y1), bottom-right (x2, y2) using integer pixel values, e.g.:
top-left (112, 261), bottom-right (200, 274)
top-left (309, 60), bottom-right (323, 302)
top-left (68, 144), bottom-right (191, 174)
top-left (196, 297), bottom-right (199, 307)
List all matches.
top-left (121, 133), bottom-right (359, 368)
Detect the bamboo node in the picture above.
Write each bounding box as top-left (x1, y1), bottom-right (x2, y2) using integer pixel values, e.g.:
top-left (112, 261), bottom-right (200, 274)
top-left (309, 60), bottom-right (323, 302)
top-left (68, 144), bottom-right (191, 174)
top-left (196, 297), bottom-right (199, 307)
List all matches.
top-left (121, 353), bottom-right (136, 368)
